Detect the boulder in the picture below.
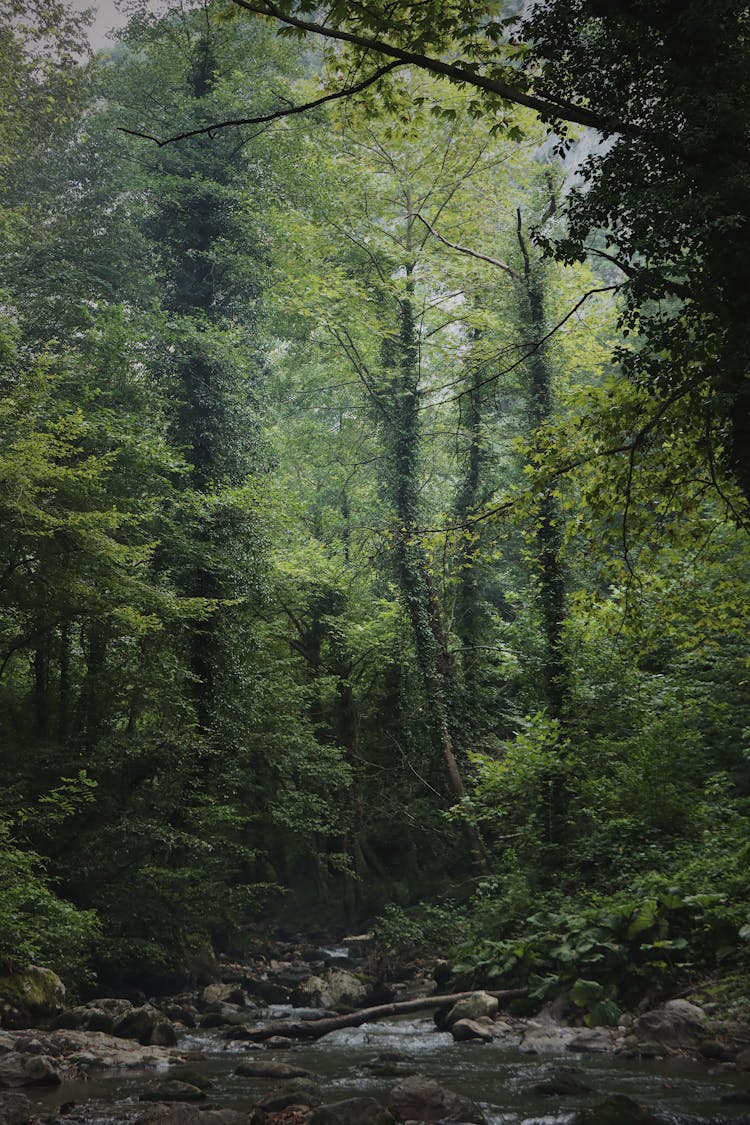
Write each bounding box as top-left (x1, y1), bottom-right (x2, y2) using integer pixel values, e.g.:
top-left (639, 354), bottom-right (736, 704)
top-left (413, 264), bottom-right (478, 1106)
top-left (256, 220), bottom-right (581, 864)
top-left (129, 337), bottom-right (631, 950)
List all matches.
top-left (631, 1000), bottom-right (706, 1055)
top-left (163, 1004), bottom-right (197, 1028)
top-left (151, 1020), bottom-right (179, 1047)
top-left (242, 978), bottom-right (293, 1005)
top-left (442, 991), bottom-right (498, 1029)
top-left (450, 1019), bottom-right (492, 1043)
top-left (0, 1053), bottom-right (61, 1087)
top-left (527, 1069), bottom-right (594, 1096)
top-left (0, 1092), bottom-right (31, 1125)
top-left (202, 983), bottom-right (246, 1008)
top-left (234, 1062), bottom-right (313, 1079)
top-left (388, 1076), bottom-right (486, 1124)
top-left (296, 970), bottom-right (368, 1009)
top-left (309, 1098), bottom-right (395, 1125)
top-left (571, 1094), bottom-right (667, 1125)
top-left (200, 1005), bottom-right (249, 1029)
top-left (265, 1036), bottom-right (293, 1050)
top-left (0, 968), bottom-right (65, 1027)
top-left (52, 997), bottom-right (134, 1034)
top-left (113, 1005), bottom-right (161, 1044)
top-left (137, 1108), bottom-right (249, 1125)
top-left (140, 1080), bottom-right (207, 1103)
top-left (257, 1078), bottom-right (322, 1112)
top-left (567, 1028), bottom-right (614, 1053)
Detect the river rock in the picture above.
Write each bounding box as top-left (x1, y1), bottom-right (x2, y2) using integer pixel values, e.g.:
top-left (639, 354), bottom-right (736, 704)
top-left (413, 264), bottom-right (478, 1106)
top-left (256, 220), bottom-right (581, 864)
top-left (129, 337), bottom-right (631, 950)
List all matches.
top-left (309, 1097), bottom-right (395, 1125)
top-left (265, 1036), bottom-right (294, 1049)
top-left (202, 983), bottom-right (247, 1008)
top-left (243, 977), bottom-right (293, 1005)
top-left (630, 999), bottom-right (706, 1055)
top-left (234, 1062), bottom-right (313, 1079)
top-left (152, 1020), bottom-right (179, 1047)
top-left (568, 1027), bottom-right (615, 1052)
top-left (0, 1052), bottom-right (61, 1087)
top-left (257, 1078), bottom-right (322, 1111)
top-left (570, 1093), bottom-right (667, 1124)
top-left (0, 1092), bottom-right (31, 1124)
top-left (737, 1047), bottom-right (750, 1071)
top-left (113, 1004), bottom-right (163, 1044)
top-left (450, 1018), bottom-right (492, 1043)
top-left (200, 1005), bottom-right (249, 1029)
top-left (388, 1075), bottom-right (486, 1124)
top-left (297, 970), bottom-right (368, 1009)
top-left (163, 1003), bottom-right (198, 1028)
top-left (137, 1108), bottom-right (250, 1124)
top-left (0, 968), bottom-right (65, 1028)
top-left (527, 1068), bottom-right (594, 1096)
top-left (22, 1027), bottom-right (180, 1069)
top-left (442, 991), bottom-right (498, 1029)
top-left (140, 1080), bottom-right (207, 1102)
top-left (520, 1024), bottom-right (577, 1053)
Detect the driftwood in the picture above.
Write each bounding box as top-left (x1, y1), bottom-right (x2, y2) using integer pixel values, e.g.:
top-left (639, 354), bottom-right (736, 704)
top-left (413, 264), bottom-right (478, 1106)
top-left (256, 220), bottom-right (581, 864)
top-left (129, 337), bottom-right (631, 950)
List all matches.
top-left (238, 988), bottom-right (529, 1042)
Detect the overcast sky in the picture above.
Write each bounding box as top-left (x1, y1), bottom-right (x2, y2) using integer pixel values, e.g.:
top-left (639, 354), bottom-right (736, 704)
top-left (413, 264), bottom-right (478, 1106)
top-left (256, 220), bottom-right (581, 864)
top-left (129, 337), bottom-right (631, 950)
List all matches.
top-left (69, 0), bottom-right (129, 50)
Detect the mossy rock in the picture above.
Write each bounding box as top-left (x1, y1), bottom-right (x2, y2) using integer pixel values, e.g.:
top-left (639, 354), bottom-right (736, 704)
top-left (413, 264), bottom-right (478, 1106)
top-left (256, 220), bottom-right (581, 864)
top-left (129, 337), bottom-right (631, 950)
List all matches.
top-left (0, 967), bottom-right (65, 1027)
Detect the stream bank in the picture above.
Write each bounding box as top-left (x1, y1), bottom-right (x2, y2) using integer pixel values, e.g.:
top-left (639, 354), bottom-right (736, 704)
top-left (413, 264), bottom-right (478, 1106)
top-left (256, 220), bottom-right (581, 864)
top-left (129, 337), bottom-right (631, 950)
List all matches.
top-left (2, 938), bottom-right (750, 1125)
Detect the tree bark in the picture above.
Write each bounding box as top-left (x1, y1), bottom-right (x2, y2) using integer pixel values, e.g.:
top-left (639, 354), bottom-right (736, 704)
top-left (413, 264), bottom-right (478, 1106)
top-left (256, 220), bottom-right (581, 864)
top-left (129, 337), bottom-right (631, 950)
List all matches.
top-left (232, 987), bottom-right (528, 1041)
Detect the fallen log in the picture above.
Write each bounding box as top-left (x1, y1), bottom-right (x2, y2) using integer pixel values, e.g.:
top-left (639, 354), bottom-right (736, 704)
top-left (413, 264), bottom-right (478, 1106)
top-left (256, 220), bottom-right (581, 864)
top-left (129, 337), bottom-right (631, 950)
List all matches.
top-left (236, 988), bottom-right (529, 1042)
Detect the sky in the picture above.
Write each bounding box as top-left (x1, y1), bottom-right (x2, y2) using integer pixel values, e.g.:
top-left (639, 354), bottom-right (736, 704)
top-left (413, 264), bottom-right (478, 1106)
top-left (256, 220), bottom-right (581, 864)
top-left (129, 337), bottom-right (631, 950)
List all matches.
top-left (69, 0), bottom-right (129, 50)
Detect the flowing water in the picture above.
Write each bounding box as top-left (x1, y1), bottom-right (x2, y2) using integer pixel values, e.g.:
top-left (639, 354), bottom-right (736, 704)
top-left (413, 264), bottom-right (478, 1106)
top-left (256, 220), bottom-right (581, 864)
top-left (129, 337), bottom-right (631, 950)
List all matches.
top-left (27, 1015), bottom-right (750, 1125)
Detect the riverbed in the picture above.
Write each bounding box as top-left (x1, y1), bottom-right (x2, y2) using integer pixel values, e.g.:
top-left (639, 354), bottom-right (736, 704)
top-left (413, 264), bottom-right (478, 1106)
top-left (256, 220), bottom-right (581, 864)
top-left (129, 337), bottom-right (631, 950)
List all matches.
top-left (27, 1013), bottom-right (750, 1124)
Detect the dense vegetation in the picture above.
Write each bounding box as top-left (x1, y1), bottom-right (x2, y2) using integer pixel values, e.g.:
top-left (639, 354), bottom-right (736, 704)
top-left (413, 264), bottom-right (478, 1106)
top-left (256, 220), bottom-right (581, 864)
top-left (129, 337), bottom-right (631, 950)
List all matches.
top-left (1, 0), bottom-right (748, 1013)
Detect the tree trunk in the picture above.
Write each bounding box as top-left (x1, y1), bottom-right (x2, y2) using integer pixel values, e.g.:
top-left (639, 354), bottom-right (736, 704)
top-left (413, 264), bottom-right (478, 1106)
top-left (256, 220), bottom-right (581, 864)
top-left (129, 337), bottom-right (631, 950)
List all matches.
top-left (232, 987), bottom-right (528, 1042)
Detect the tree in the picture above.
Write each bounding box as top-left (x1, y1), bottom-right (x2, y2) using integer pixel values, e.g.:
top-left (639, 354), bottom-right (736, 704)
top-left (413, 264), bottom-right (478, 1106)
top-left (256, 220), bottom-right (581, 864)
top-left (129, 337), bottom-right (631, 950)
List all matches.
top-left (178, 0), bottom-right (749, 518)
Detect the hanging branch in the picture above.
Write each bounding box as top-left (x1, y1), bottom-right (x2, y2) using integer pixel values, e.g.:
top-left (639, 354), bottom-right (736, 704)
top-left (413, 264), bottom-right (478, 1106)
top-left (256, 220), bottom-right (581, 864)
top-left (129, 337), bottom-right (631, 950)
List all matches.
top-left (119, 61), bottom-right (403, 145)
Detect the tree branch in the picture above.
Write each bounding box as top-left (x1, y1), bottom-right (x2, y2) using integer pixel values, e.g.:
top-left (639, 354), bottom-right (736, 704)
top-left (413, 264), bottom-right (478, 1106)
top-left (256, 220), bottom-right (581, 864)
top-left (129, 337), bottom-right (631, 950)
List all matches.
top-left (119, 61), bottom-right (403, 145)
top-left (230, 0), bottom-right (639, 136)
top-left (414, 212), bottom-right (519, 280)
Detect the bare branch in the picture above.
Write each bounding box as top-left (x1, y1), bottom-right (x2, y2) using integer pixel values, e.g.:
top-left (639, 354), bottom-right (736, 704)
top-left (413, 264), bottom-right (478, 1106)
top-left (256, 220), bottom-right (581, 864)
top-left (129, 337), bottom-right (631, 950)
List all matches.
top-left (119, 61), bottom-right (402, 145)
top-left (414, 212), bottom-right (519, 280)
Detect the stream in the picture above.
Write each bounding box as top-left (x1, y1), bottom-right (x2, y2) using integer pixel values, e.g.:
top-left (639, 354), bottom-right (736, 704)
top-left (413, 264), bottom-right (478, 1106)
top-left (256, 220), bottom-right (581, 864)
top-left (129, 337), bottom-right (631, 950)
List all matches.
top-left (26, 1010), bottom-right (750, 1125)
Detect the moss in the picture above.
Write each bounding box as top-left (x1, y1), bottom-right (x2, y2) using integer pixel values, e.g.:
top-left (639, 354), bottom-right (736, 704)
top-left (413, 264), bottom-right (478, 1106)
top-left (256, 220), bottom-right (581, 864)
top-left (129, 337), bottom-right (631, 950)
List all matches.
top-left (0, 965), bottom-right (65, 1019)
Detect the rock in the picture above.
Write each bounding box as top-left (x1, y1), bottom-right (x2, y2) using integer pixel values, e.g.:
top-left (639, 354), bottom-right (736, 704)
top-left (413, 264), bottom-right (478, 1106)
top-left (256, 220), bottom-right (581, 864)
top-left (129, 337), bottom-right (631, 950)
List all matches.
top-left (571, 1094), bottom-right (667, 1125)
top-left (442, 991), bottom-right (498, 1029)
top-left (168, 1068), bottom-right (214, 1090)
top-left (200, 1005), bottom-right (249, 1029)
top-left (309, 1098), bottom-right (395, 1125)
top-left (699, 1039), bottom-right (737, 1062)
top-left (137, 1108), bottom-right (249, 1124)
top-left (631, 1000), bottom-right (706, 1055)
top-left (0, 968), bottom-right (65, 1027)
top-left (265, 1037), bottom-right (294, 1050)
top-left (140, 1080), bottom-right (207, 1103)
top-left (234, 1062), bottom-right (313, 1079)
top-left (23, 1027), bottom-right (180, 1069)
top-left (163, 1004), bottom-right (197, 1028)
top-left (737, 1047), bottom-right (750, 1071)
top-left (0, 1053), bottom-right (61, 1087)
top-left (520, 1025), bottom-right (577, 1053)
top-left (567, 1028), bottom-right (614, 1052)
top-left (722, 1090), bottom-right (750, 1104)
top-left (202, 983), bottom-right (247, 1008)
top-left (0, 1092), bottom-right (31, 1125)
top-left (527, 1069), bottom-right (593, 1096)
top-left (152, 1020), bottom-right (179, 1047)
top-left (243, 978), bottom-right (293, 1005)
top-left (297, 970), bottom-right (368, 1009)
top-left (257, 1079), bottom-right (322, 1112)
top-left (388, 1076), bottom-right (486, 1124)
top-left (113, 1005), bottom-right (161, 1044)
top-left (363, 1054), bottom-right (414, 1078)
top-left (52, 997), bottom-right (134, 1034)
top-left (450, 1019), bottom-right (492, 1043)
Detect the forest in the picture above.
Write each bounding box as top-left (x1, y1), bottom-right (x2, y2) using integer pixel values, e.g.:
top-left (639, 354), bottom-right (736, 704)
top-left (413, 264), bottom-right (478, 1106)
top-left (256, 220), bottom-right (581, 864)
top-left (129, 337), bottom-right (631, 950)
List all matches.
top-left (1, 0), bottom-right (749, 1027)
